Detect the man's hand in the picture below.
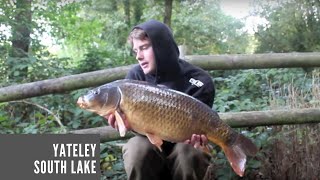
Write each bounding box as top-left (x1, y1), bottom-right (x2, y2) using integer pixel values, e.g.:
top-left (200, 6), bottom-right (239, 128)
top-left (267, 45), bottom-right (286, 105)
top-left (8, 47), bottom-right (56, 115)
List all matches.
top-left (185, 134), bottom-right (211, 154)
top-left (185, 134), bottom-right (208, 148)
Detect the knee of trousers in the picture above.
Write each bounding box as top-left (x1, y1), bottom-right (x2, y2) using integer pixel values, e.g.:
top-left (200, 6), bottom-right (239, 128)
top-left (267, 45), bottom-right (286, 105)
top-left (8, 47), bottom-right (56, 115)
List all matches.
top-left (171, 143), bottom-right (211, 163)
top-left (170, 143), bottom-right (211, 179)
top-left (122, 136), bottom-right (158, 165)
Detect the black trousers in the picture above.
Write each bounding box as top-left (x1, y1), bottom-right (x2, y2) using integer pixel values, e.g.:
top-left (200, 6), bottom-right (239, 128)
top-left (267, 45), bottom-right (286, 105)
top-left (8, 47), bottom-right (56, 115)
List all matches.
top-left (122, 135), bottom-right (211, 180)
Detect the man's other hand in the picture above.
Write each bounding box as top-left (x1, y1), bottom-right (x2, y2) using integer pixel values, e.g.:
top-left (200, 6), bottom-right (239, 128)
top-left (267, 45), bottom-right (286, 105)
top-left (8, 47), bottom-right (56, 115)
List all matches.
top-left (184, 134), bottom-right (211, 154)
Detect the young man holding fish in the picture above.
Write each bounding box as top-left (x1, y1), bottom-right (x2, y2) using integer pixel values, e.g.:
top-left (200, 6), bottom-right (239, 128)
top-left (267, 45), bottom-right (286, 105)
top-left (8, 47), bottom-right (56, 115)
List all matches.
top-left (107, 20), bottom-right (215, 180)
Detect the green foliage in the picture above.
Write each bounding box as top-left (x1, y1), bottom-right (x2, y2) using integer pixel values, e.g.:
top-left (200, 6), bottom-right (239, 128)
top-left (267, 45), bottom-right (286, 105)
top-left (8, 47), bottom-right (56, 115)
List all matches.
top-left (0, 100), bottom-right (65, 134)
top-left (172, 0), bottom-right (250, 54)
top-left (1, 0), bottom-right (320, 179)
top-left (254, 0), bottom-right (320, 53)
top-left (208, 127), bottom-right (272, 179)
top-left (213, 69), bottom-right (269, 112)
top-left (213, 67), bottom-right (315, 113)
top-left (76, 47), bottom-right (135, 73)
top-left (211, 68), bottom-right (318, 179)
top-left (1, 51), bottom-right (72, 85)
top-left (76, 48), bottom-right (115, 73)
top-left (100, 142), bottom-right (126, 180)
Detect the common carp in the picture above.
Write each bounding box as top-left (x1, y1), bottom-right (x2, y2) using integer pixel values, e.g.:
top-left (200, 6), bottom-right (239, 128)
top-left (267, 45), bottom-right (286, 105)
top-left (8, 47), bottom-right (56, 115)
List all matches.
top-left (77, 79), bottom-right (258, 176)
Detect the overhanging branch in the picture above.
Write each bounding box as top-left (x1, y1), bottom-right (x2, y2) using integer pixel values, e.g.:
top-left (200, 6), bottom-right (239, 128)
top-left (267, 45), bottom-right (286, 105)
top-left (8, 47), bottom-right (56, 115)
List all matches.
top-left (1, 52), bottom-right (320, 102)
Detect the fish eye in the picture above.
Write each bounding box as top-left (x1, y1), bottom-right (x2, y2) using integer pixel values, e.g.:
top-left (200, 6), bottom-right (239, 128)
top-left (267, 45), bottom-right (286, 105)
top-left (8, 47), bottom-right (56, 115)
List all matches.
top-left (91, 89), bottom-right (100, 95)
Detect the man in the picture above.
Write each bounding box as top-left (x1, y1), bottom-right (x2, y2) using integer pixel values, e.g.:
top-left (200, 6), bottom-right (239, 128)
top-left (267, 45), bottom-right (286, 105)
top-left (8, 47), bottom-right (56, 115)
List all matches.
top-left (106, 19), bottom-right (215, 180)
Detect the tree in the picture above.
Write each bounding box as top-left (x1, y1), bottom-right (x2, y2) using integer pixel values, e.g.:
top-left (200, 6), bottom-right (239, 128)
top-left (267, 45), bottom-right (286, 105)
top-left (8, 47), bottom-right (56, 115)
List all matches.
top-left (254, 0), bottom-right (320, 53)
top-left (132, 0), bottom-right (144, 25)
top-left (10, 0), bottom-right (31, 57)
top-left (172, 0), bottom-right (249, 54)
top-left (164, 0), bottom-right (173, 27)
top-left (123, 0), bottom-right (130, 26)
top-left (7, 0), bottom-right (32, 82)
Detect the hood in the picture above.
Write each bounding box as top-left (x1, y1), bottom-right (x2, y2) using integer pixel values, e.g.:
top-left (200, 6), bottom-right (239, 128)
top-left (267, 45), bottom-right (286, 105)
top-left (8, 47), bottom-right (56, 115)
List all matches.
top-left (134, 19), bottom-right (181, 82)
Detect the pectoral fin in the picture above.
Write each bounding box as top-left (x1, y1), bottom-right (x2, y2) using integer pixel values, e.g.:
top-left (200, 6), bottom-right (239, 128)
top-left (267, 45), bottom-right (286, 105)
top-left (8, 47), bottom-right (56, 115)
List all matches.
top-left (146, 133), bottom-right (163, 151)
top-left (115, 110), bottom-right (127, 137)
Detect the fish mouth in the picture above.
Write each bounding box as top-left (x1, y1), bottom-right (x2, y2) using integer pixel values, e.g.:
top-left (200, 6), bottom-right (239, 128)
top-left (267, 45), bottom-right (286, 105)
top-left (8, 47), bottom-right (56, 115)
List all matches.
top-left (77, 97), bottom-right (88, 109)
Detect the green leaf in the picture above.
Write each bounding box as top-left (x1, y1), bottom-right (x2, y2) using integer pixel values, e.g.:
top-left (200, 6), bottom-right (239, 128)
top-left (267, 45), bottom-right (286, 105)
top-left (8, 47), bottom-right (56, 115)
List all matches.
top-left (248, 160), bottom-right (262, 169)
top-left (13, 71), bottom-right (20, 76)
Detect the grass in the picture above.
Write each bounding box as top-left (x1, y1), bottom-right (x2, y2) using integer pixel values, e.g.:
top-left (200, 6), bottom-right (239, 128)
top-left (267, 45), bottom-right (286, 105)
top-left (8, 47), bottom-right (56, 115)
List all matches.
top-left (260, 69), bottom-right (320, 179)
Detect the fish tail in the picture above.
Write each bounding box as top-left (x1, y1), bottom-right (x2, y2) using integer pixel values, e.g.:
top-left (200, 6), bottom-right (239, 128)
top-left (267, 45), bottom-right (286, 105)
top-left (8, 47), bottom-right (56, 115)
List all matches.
top-left (221, 134), bottom-right (258, 177)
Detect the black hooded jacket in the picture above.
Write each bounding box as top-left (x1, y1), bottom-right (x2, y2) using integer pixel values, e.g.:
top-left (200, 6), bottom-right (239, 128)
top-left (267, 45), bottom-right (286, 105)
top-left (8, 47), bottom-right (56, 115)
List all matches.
top-left (126, 19), bottom-right (215, 107)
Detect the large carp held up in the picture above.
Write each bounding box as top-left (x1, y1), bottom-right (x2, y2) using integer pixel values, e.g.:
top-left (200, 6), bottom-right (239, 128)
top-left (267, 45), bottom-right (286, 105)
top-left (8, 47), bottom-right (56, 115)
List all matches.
top-left (77, 79), bottom-right (258, 177)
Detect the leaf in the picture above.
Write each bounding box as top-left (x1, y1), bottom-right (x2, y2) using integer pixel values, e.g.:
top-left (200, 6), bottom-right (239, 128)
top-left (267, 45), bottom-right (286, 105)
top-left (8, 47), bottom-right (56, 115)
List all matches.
top-left (0, 116), bottom-right (8, 122)
top-left (71, 120), bottom-right (81, 129)
top-left (248, 159), bottom-right (262, 169)
top-left (13, 71), bottom-right (20, 76)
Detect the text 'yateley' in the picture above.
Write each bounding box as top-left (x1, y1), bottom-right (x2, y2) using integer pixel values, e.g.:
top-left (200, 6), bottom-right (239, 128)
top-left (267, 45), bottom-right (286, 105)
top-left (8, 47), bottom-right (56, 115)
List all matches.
top-left (53, 144), bottom-right (96, 157)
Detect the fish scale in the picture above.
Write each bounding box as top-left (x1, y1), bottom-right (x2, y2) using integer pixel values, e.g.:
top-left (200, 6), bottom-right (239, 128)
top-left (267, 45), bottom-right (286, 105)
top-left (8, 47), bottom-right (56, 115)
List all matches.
top-left (77, 79), bottom-right (258, 177)
top-left (119, 82), bottom-right (198, 141)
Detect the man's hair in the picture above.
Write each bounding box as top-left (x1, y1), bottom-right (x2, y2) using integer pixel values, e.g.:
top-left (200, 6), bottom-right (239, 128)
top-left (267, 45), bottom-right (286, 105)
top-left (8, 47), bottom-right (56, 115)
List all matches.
top-left (127, 28), bottom-right (149, 46)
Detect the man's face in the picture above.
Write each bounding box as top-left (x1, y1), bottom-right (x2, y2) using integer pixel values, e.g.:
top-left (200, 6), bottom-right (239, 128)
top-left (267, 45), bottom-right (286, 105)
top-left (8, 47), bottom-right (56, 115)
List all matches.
top-left (132, 38), bottom-right (156, 75)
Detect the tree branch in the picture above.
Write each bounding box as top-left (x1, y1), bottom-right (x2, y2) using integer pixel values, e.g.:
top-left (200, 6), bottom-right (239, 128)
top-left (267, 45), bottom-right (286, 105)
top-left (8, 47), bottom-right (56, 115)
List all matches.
top-left (10, 100), bottom-right (66, 132)
top-left (1, 53), bottom-right (320, 102)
